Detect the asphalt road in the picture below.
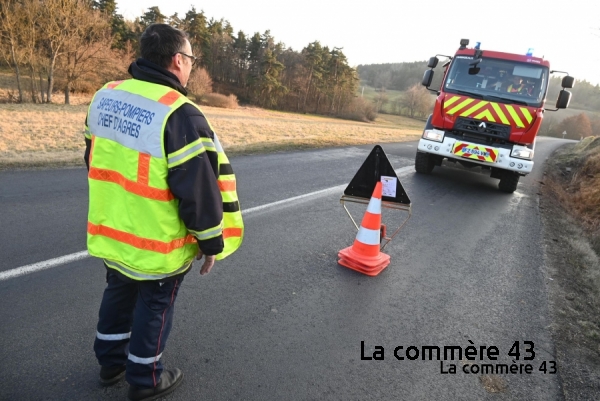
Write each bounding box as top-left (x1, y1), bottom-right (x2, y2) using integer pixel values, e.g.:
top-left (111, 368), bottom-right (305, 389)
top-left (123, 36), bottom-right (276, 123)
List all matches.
top-left (0, 137), bottom-right (572, 400)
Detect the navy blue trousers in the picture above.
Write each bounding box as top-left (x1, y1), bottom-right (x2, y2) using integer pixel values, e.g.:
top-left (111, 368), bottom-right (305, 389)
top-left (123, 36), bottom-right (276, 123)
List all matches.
top-left (94, 268), bottom-right (184, 388)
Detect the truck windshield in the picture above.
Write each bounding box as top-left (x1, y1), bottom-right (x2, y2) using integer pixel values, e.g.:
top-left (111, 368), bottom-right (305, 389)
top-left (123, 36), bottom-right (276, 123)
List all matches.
top-left (443, 56), bottom-right (548, 107)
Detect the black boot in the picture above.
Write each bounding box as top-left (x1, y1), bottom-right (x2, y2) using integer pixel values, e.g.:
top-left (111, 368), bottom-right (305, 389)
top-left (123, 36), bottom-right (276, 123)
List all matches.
top-left (99, 365), bottom-right (126, 386)
top-left (127, 368), bottom-right (184, 401)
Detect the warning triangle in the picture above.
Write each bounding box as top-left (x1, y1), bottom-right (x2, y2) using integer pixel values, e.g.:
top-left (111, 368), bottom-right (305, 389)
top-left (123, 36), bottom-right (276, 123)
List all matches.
top-left (343, 145), bottom-right (411, 205)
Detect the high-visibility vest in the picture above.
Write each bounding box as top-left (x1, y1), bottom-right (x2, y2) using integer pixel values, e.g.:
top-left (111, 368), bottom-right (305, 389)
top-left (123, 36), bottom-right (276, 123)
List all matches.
top-left (507, 84), bottom-right (525, 93)
top-left (85, 79), bottom-right (243, 280)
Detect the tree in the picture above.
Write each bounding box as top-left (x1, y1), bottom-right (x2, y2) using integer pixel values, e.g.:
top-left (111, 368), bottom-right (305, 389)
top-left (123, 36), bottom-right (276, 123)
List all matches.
top-left (59, 5), bottom-right (118, 104)
top-left (251, 48), bottom-right (287, 108)
top-left (374, 91), bottom-right (389, 113)
top-left (139, 6), bottom-right (166, 29)
top-left (92, 0), bottom-right (116, 15)
top-left (187, 67), bottom-right (213, 100)
top-left (180, 7), bottom-right (209, 69)
top-left (399, 84), bottom-right (432, 118)
top-left (20, 0), bottom-right (45, 103)
top-left (92, 0), bottom-right (134, 50)
top-left (37, 0), bottom-right (77, 102)
top-left (554, 113), bottom-right (593, 140)
top-left (0, 0), bottom-right (25, 102)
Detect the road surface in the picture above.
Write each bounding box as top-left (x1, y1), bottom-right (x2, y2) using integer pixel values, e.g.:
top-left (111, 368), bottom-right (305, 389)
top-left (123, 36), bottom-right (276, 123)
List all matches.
top-left (0, 137), bottom-right (571, 400)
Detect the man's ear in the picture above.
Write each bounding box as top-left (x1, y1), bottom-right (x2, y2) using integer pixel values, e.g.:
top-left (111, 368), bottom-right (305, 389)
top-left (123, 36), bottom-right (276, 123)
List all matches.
top-left (172, 54), bottom-right (183, 71)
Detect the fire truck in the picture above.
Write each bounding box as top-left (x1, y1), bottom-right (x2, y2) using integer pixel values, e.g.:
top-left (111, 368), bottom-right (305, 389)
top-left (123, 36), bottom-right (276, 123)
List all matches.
top-left (416, 39), bottom-right (574, 193)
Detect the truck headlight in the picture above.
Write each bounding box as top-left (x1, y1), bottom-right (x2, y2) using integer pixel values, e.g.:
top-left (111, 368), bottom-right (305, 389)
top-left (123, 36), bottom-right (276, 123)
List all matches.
top-left (422, 129), bottom-right (445, 143)
top-left (511, 147), bottom-right (534, 160)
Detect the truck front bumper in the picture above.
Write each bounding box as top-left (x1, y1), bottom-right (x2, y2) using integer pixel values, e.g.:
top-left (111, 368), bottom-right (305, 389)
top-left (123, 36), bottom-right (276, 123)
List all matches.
top-left (417, 137), bottom-right (533, 174)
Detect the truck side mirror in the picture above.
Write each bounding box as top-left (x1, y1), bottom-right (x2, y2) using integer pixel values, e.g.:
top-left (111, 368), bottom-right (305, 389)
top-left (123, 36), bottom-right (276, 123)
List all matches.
top-left (556, 90), bottom-right (571, 109)
top-left (422, 70), bottom-right (434, 87)
top-left (561, 75), bottom-right (575, 89)
top-left (427, 57), bottom-right (439, 69)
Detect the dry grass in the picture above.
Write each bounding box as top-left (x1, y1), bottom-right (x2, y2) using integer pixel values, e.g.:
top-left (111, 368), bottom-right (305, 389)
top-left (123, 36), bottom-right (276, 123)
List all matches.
top-left (542, 137), bottom-right (600, 351)
top-left (0, 96), bottom-right (421, 169)
top-left (548, 137), bottom-right (600, 234)
top-left (201, 93), bottom-right (238, 109)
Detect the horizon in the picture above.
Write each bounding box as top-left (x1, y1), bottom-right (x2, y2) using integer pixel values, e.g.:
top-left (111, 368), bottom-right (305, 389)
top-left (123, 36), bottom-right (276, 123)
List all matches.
top-left (117, 0), bottom-right (599, 86)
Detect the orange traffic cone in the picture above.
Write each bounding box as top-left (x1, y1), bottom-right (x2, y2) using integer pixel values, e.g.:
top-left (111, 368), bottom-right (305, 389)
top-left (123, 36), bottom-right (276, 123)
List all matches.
top-left (338, 182), bottom-right (390, 276)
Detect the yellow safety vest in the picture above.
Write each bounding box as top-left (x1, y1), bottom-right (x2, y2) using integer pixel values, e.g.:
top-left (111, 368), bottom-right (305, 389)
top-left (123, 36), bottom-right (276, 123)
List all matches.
top-left (507, 84), bottom-right (525, 93)
top-left (85, 79), bottom-right (243, 280)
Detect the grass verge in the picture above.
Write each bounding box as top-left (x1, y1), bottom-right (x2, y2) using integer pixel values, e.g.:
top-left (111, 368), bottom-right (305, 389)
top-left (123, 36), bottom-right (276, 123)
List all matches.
top-left (541, 136), bottom-right (600, 399)
top-left (0, 102), bottom-right (422, 170)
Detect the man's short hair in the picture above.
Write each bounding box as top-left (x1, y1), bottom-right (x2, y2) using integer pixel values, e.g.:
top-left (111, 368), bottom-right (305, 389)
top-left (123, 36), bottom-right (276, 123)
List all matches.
top-left (140, 24), bottom-right (189, 69)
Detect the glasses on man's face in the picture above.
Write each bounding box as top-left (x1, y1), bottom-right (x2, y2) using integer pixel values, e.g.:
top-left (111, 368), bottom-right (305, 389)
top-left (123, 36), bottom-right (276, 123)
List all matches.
top-left (174, 52), bottom-right (197, 66)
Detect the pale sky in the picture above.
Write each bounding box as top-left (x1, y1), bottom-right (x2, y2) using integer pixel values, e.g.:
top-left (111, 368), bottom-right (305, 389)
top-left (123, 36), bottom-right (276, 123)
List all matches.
top-left (118, 0), bottom-right (600, 85)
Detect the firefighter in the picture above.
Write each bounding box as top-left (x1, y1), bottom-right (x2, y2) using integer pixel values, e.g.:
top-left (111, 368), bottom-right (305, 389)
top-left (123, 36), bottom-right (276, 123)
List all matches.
top-left (84, 24), bottom-right (243, 401)
top-left (507, 76), bottom-right (527, 93)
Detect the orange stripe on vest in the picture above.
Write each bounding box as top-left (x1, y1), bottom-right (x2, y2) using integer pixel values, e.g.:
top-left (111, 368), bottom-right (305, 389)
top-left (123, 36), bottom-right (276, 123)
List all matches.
top-left (88, 222), bottom-right (196, 253)
top-left (137, 153), bottom-right (151, 185)
top-left (158, 91), bottom-right (181, 106)
top-left (89, 167), bottom-right (174, 201)
top-left (223, 227), bottom-right (243, 239)
top-left (107, 81), bottom-right (124, 89)
top-left (218, 180), bottom-right (236, 192)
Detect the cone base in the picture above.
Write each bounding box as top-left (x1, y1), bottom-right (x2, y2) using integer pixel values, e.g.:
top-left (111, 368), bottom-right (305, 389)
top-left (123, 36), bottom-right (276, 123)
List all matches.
top-left (337, 246), bottom-right (390, 276)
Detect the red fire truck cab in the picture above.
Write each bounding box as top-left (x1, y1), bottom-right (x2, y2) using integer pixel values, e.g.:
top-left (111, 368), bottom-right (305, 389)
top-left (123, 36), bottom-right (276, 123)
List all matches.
top-left (416, 39), bottom-right (574, 193)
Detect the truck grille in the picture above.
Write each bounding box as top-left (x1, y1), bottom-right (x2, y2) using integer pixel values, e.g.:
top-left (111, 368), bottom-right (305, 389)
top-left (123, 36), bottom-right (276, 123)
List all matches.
top-left (453, 117), bottom-right (511, 142)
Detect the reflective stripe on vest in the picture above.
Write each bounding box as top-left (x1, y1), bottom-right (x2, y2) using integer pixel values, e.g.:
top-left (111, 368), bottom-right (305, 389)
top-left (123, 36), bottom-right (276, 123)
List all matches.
top-left (210, 129), bottom-right (243, 260)
top-left (163, 94), bottom-right (244, 261)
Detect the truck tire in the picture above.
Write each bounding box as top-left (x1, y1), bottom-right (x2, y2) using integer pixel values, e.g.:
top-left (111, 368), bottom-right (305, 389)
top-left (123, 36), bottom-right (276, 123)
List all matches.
top-left (415, 151), bottom-right (435, 174)
top-left (498, 171), bottom-right (520, 193)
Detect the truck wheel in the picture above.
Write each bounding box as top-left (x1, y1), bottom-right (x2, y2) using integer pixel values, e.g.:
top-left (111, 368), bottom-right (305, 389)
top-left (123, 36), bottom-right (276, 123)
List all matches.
top-left (415, 152), bottom-right (435, 174)
top-left (498, 171), bottom-right (520, 193)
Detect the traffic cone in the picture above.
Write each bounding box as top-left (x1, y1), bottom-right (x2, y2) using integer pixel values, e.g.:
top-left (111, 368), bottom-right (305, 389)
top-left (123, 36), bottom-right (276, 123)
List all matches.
top-left (338, 182), bottom-right (390, 276)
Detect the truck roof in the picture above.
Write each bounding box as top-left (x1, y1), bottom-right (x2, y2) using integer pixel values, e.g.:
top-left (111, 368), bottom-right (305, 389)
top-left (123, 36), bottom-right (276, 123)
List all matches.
top-left (455, 48), bottom-right (550, 68)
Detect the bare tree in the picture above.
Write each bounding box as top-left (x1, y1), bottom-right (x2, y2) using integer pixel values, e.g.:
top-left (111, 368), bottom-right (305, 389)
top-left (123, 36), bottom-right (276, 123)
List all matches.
top-left (187, 67), bottom-right (213, 101)
top-left (20, 0), bottom-right (44, 103)
top-left (0, 0), bottom-right (26, 102)
top-left (38, 0), bottom-right (88, 103)
top-left (400, 84), bottom-right (432, 118)
top-left (58, 5), bottom-right (115, 104)
top-left (374, 91), bottom-right (389, 113)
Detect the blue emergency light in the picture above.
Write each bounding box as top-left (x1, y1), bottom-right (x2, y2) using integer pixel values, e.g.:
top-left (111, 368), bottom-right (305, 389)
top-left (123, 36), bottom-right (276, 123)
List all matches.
top-left (475, 42), bottom-right (481, 50)
top-left (526, 48), bottom-right (534, 56)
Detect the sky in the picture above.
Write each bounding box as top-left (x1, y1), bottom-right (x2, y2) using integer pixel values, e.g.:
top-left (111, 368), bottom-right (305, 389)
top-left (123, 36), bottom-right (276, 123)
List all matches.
top-left (117, 0), bottom-right (600, 85)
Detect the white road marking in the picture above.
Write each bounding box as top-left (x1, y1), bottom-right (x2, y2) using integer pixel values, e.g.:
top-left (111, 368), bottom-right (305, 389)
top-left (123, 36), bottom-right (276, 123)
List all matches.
top-left (0, 166), bottom-right (414, 281)
top-left (0, 251), bottom-right (90, 281)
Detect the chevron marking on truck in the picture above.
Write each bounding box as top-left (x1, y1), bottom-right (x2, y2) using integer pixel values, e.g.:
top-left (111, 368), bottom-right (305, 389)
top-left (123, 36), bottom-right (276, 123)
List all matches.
top-left (444, 95), bottom-right (535, 129)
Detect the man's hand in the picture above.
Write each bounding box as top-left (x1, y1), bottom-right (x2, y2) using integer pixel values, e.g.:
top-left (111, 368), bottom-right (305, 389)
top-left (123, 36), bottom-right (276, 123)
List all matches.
top-left (196, 248), bottom-right (216, 275)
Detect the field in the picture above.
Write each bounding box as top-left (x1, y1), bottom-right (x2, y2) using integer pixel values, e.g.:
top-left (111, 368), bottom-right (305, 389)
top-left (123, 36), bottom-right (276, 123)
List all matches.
top-left (357, 84), bottom-right (406, 114)
top-left (0, 94), bottom-right (423, 169)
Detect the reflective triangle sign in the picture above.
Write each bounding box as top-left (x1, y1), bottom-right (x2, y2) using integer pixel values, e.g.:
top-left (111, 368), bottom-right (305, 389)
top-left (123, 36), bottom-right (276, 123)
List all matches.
top-left (343, 145), bottom-right (410, 205)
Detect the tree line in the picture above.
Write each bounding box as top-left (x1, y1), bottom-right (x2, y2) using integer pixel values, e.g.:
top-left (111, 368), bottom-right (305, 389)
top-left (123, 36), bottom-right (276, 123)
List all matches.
top-left (0, 0), bottom-right (133, 104)
top-left (1, 1), bottom-right (374, 120)
top-left (357, 62), bottom-right (427, 92)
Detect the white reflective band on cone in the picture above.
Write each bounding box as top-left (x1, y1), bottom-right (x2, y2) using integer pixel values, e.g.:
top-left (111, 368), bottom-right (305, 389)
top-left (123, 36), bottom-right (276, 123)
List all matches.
top-left (366, 198), bottom-right (382, 214)
top-left (128, 352), bottom-right (163, 365)
top-left (356, 227), bottom-right (380, 245)
top-left (96, 331), bottom-right (131, 341)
